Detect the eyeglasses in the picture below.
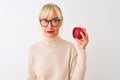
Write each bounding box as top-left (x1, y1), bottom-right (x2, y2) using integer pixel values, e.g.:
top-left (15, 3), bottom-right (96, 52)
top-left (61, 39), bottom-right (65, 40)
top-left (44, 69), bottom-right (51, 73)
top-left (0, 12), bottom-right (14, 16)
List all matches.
top-left (39, 19), bottom-right (61, 27)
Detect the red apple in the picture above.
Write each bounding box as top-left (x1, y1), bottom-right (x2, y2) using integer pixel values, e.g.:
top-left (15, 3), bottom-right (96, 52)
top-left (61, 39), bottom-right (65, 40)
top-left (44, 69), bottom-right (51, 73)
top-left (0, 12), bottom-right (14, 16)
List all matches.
top-left (72, 27), bottom-right (84, 39)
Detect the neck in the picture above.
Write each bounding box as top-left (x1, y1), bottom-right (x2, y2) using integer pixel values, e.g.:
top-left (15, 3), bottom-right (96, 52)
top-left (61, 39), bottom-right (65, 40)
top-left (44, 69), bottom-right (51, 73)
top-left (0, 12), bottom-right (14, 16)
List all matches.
top-left (41, 35), bottom-right (61, 47)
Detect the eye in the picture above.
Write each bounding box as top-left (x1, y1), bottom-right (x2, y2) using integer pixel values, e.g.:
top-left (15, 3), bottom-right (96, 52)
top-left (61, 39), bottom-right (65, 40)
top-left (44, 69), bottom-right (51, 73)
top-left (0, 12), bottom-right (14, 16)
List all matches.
top-left (52, 19), bottom-right (56, 22)
top-left (41, 19), bottom-right (48, 22)
top-left (51, 19), bottom-right (60, 23)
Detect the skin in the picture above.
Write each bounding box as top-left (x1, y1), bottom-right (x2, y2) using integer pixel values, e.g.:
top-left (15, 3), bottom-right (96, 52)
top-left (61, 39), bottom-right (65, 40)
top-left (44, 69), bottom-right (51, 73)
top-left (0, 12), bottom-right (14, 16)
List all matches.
top-left (40, 11), bottom-right (62, 38)
top-left (40, 10), bottom-right (89, 49)
top-left (75, 28), bottom-right (89, 49)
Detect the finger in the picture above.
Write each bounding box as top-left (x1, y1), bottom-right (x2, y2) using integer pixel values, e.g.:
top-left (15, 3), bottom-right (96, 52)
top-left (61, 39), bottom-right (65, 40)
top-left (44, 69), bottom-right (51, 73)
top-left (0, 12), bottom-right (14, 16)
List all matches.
top-left (75, 38), bottom-right (83, 43)
top-left (80, 31), bottom-right (87, 41)
top-left (85, 28), bottom-right (88, 37)
top-left (83, 28), bottom-right (89, 40)
top-left (75, 38), bottom-right (83, 47)
top-left (75, 38), bottom-right (79, 46)
top-left (75, 38), bottom-right (80, 43)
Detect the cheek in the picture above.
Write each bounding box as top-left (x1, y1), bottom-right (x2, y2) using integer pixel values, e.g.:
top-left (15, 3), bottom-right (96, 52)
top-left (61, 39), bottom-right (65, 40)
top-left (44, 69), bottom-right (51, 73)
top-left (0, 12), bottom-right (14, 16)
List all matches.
top-left (54, 27), bottom-right (60, 32)
top-left (55, 23), bottom-right (62, 32)
top-left (41, 28), bottom-right (46, 33)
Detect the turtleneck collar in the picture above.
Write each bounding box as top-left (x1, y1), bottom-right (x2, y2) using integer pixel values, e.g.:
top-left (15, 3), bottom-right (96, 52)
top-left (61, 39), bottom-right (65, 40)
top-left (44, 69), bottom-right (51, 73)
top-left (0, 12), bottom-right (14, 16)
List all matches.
top-left (41, 35), bottom-right (61, 47)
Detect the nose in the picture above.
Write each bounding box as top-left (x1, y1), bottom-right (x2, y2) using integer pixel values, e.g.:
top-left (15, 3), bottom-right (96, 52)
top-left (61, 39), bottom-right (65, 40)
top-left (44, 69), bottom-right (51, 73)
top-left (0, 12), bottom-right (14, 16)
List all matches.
top-left (47, 22), bottom-right (52, 29)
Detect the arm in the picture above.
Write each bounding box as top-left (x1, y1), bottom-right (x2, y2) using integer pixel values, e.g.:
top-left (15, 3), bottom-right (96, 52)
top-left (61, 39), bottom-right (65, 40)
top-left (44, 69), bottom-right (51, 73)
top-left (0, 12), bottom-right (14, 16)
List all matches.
top-left (27, 47), bottom-right (37, 80)
top-left (77, 49), bottom-right (87, 80)
top-left (70, 48), bottom-right (87, 80)
top-left (70, 28), bottom-right (89, 80)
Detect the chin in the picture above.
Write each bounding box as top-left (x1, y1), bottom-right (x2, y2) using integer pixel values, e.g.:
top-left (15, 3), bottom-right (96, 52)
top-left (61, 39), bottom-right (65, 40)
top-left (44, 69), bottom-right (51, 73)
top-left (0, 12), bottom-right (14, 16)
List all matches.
top-left (43, 31), bottom-right (58, 38)
top-left (45, 34), bottom-right (57, 38)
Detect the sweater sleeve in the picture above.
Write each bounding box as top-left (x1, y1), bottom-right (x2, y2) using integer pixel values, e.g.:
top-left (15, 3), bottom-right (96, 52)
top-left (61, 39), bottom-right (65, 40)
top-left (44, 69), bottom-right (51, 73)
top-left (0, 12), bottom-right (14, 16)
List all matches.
top-left (70, 45), bottom-right (87, 80)
top-left (27, 47), bottom-right (37, 80)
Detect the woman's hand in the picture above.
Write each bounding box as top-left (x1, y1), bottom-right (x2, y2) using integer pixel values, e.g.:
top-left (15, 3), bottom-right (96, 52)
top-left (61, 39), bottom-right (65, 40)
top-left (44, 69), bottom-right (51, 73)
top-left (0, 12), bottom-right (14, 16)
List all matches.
top-left (75, 28), bottom-right (89, 49)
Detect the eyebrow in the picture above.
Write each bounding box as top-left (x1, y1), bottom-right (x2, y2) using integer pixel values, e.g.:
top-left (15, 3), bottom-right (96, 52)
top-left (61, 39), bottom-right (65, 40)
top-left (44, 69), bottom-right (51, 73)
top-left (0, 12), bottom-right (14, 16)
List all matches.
top-left (51, 17), bottom-right (59, 19)
top-left (45, 17), bottom-right (59, 20)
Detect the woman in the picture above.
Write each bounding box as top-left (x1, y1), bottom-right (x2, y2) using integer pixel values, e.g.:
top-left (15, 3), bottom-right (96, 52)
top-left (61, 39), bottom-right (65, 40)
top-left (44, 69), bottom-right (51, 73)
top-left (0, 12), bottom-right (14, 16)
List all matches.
top-left (28, 3), bottom-right (89, 80)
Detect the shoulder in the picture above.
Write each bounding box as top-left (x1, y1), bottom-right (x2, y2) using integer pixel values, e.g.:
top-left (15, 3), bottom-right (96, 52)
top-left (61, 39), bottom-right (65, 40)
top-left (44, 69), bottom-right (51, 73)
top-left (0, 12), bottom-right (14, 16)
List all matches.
top-left (29, 41), bottom-right (41, 51)
top-left (61, 39), bottom-right (78, 57)
top-left (60, 38), bottom-right (75, 48)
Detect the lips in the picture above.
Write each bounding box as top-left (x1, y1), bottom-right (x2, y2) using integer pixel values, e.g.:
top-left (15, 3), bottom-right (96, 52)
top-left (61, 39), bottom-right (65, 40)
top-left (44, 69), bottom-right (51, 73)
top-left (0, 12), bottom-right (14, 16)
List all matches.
top-left (47, 31), bottom-right (54, 33)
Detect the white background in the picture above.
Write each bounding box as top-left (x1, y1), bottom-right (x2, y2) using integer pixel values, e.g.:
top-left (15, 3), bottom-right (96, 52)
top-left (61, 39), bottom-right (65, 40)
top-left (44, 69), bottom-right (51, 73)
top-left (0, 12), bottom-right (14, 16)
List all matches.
top-left (0, 0), bottom-right (120, 80)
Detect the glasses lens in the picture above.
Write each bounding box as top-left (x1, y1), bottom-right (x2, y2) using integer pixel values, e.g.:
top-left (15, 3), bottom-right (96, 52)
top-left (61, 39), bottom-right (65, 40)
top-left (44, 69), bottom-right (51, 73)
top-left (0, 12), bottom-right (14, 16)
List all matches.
top-left (40, 19), bottom-right (48, 27)
top-left (51, 19), bottom-right (60, 27)
top-left (40, 19), bottom-right (60, 27)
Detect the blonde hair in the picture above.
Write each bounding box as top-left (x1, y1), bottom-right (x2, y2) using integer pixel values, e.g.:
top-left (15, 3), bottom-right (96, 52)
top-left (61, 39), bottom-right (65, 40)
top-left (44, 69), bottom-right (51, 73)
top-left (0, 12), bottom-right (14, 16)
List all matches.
top-left (39, 3), bottom-right (63, 21)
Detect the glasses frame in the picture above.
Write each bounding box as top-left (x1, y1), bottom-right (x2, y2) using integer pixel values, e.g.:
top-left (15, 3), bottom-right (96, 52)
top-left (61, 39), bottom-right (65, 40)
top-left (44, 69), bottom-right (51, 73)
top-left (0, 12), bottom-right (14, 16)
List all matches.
top-left (39, 19), bottom-right (61, 27)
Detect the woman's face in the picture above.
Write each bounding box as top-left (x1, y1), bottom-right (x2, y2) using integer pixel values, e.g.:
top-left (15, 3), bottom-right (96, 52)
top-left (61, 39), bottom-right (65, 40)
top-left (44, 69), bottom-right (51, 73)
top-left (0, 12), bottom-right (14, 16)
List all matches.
top-left (40, 11), bottom-right (62, 38)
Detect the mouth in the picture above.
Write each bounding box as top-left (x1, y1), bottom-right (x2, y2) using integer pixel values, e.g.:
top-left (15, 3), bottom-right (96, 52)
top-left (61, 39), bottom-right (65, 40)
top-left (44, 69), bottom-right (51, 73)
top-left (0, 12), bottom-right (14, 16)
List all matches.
top-left (47, 31), bottom-right (54, 33)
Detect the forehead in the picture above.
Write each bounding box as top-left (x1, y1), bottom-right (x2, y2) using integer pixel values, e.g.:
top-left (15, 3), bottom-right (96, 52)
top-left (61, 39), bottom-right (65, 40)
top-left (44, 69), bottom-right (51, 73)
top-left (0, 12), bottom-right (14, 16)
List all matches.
top-left (46, 10), bottom-right (58, 20)
top-left (40, 6), bottom-right (60, 20)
